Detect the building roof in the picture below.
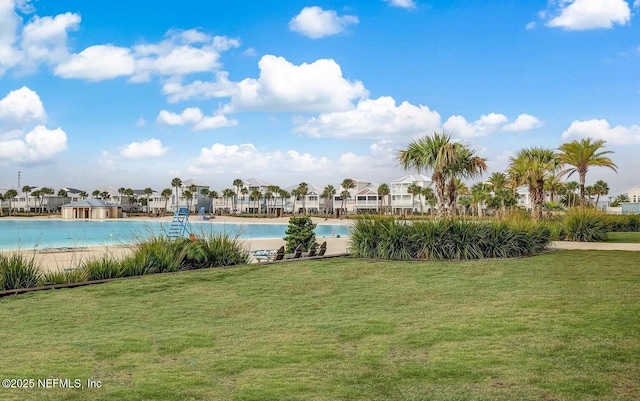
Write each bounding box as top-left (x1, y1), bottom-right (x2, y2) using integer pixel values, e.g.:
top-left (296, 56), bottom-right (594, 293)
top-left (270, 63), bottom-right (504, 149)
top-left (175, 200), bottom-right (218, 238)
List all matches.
top-left (391, 174), bottom-right (432, 184)
top-left (61, 199), bottom-right (121, 208)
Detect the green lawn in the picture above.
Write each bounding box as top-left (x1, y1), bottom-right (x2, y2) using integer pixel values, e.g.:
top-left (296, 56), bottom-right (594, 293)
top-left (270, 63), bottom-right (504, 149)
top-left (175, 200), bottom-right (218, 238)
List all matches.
top-left (1, 251), bottom-right (639, 401)
top-left (605, 232), bottom-right (640, 243)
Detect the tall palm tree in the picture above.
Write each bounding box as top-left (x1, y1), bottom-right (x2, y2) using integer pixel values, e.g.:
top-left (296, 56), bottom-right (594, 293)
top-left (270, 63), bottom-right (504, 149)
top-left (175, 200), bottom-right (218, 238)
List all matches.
top-left (240, 186), bottom-right (248, 213)
top-left (444, 146), bottom-right (487, 215)
top-left (321, 185), bottom-right (336, 219)
top-left (5, 189), bottom-right (17, 215)
top-left (508, 147), bottom-right (559, 220)
top-left (407, 183), bottom-right (423, 215)
top-left (222, 188), bottom-right (235, 213)
top-left (544, 173), bottom-right (564, 203)
top-left (470, 182), bottom-right (491, 217)
top-left (278, 189), bottom-right (290, 215)
top-left (592, 180), bottom-right (609, 209)
top-left (486, 172), bottom-right (510, 215)
top-left (22, 185), bottom-right (32, 213)
top-left (79, 191), bottom-right (88, 200)
top-left (161, 188), bottom-right (173, 215)
top-left (557, 138), bottom-right (617, 208)
top-left (40, 187), bottom-right (54, 214)
top-left (118, 187), bottom-right (125, 204)
top-left (564, 181), bottom-right (579, 207)
top-left (233, 178), bottom-right (243, 211)
top-left (250, 189), bottom-right (262, 215)
top-left (340, 178), bottom-right (356, 215)
top-left (422, 187), bottom-right (436, 216)
top-left (144, 187), bottom-right (154, 213)
top-left (297, 182), bottom-right (309, 214)
top-left (208, 190), bottom-right (218, 214)
top-left (171, 177), bottom-right (182, 209)
top-left (92, 189), bottom-right (100, 199)
top-left (396, 133), bottom-right (453, 215)
top-left (267, 185), bottom-right (280, 215)
top-left (377, 183), bottom-right (390, 215)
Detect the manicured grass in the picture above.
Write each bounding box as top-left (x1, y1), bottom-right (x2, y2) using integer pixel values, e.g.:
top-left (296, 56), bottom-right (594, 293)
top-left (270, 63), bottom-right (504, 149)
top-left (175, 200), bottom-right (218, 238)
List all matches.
top-left (605, 232), bottom-right (640, 243)
top-left (1, 251), bottom-right (639, 400)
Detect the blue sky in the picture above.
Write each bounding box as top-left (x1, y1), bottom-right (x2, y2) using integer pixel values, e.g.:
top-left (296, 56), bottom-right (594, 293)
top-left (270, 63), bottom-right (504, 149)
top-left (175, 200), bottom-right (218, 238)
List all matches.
top-left (1, 0), bottom-right (639, 194)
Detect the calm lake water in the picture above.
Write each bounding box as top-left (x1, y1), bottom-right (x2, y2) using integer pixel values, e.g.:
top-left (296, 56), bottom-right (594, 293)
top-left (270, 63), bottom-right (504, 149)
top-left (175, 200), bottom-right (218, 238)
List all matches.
top-left (0, 219), bottom-right (351, 250)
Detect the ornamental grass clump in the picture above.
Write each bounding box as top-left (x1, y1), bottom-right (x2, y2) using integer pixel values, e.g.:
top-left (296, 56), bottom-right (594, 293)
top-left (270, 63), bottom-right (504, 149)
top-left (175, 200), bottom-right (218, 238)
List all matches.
top-left (349, 216), bottom-right (551, 261)
top-left (605, 214), bottom-right (640, 232)
top-left (0, 254), bottom-right (42, 290)
top-left (41, 268), bottom-right (88, 286)
top-left (562, 208), bottom-right (609, 242)
top-left (182, 233), bottom-right (249, 269)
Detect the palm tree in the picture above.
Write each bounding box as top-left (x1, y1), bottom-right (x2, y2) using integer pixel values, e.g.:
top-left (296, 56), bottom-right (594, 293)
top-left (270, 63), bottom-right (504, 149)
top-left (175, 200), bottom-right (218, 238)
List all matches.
top-left (40, 187), bottom-right (54, 213)
top-left (592, 180), bottom-right (609, 209)
top-left (183, 189), bottom-right (193, 211)
top-left (233, 178), bottom-right (243, 211)
top-left (396, 132), bottom-right (485, 216)
top-left (208, 190), bottom-right (218, 214)
top-left (557, 138), bottom-right (617, 208)
top-left (297, 182), bottom-right (309, 214)
top-left (487, 172), bottom-right (510, 215)
top-left (267, 185), bottom-right (280, 215)
top-left (250, 189), bottom-right (262, 215)
top-left (171, 177), bottom-right (182, 209)
top-left (222, 188), bottom-right (235, 213)
top-left (290, 188), bottom-right (299, 214)
top-left (564, 181), bottom-right (579, 207)
top-left (321, 185), bottom-right (336, 219)
top-left (278, 189), bottom-right (290, 215)
top-left (377, 183), bottom-right (390, 215)
top-left (79, 191), bottom-right (88, 200)
top-left (144, 187), bottom-right (153, 213)
top-left (161, 188), bottom-right (172, 215)
top-left (422, 187), bottom-right (436, 216)
top-left (508, 147), bottom-right (559, 220)
top-left (444, 146), bottom-right (487, 215)
top-left (544, 173), bottom-right (564, 203)
top-left (240, 187), bottom-right (248, 213)
top-left (470, 182), bottom-right (491, 217)
top-left (407, 183), bottom-right (423, 215)
top-left (22, 185), bottom-right (32, 213)
top-left (340, 178), bottom-right (356, 215)
top-left (57, 189), bottom-right (67, 198)
top-left (92, 189), bottom-right (100, 199)
top-left (5, 189), bottom-right (17, 215)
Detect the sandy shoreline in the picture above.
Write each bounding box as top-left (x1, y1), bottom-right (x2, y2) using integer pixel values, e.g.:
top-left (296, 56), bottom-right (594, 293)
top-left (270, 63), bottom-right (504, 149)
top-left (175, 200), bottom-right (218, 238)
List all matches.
top-left (1, 216), bottom-right (353, 272)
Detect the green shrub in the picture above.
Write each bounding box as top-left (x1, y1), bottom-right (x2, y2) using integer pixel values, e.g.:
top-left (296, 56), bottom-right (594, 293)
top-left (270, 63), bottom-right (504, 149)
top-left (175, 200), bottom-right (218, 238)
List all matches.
top-left (562, 208), bottom-right (609, 242)
top-left (183, 233), bottom-right (249, 269)
top-left (605, 214), bottom-right (640, 232)
top-left (41, 268), bottom-right (88, 286)
top-left (130, 235), bottom-right (188, 273)
top-left (283, 216), bottom-right (318, 253)
top-left (349, 217), bottom-right (551, 261)
top-left (81, 257), bottom-right (125, 281)
top-left (0, 254), bottom-right (43, 290)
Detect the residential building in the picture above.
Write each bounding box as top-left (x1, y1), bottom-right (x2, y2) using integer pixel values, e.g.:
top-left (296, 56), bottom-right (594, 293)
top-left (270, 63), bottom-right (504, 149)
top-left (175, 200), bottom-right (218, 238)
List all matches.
top-left (389, 174), bottom-right (432, 214)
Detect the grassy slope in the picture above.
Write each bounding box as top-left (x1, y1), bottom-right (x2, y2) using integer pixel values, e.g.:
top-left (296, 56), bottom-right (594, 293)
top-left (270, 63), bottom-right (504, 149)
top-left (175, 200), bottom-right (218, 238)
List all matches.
top-left (0, 251), bottom-right (639, 401)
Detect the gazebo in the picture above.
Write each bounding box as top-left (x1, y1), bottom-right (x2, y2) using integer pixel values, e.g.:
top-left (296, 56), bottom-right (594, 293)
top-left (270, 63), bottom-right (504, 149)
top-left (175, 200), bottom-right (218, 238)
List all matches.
top-left (61, 199), bottom-right (123, 219)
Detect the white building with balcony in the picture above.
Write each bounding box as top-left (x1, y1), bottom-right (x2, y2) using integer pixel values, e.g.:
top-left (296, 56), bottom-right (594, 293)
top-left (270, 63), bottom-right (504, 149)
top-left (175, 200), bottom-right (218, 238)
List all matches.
top-left (390, 174), bottom-right (433, 214)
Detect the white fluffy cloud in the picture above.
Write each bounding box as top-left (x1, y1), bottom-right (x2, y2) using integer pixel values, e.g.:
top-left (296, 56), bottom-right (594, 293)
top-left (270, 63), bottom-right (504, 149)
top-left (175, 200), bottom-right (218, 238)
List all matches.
top-left (54, 45), bottom-right (136, 81)
top-left (131, 30), bottom-right (240, 82)
top-left (443, 113), bottom-right (542, 137)
top-left (384, 0), bottom-right (417, 9)
top-left (561, 119), bottom-right (640, 144)
top-left (21, 12), bottom-right (80, 66)
top-left (502, 114), bottom-right (543, 132)
top-left (120, 139), bottom-right (169, 159)
top-left (190, 142), bottom-right (386, 180)
top-left (222, 55), bottom-right (367, 113)
top-left (156, 107), bottom-right (238, 131)
top-left (0, 125), bottom-right (67, 162)
top-left (294, 96), bottom-right (441, 139)
top-left (0, 86), bottom-right (46, 126)
top-left (544, 0), bottom-right (631, 30)
top-left (289, 6), bottom-right (359, 39)
top-left (162, 71), bottom-right (238, 103)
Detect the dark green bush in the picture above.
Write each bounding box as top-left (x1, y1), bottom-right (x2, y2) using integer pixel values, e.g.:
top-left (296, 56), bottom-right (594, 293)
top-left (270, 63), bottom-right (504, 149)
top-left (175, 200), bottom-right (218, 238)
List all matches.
top-left (605, 214), bottom-right (640, 232)
top-left (562, 208), bottom-right (609, 242)
top-left (41, 269), bottom-right (88, 286)
top-left (0, 254), bottom-right (42, 290)
top-left (349, 216), bottom-right (551, 260)
top-left (283, 216), bottom-right (318, 253)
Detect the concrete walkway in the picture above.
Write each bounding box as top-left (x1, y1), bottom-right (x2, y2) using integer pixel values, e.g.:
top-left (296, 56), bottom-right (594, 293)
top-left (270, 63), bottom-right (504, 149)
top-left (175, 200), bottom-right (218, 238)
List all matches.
top-left (551, 241), bottom-right (640, 251)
